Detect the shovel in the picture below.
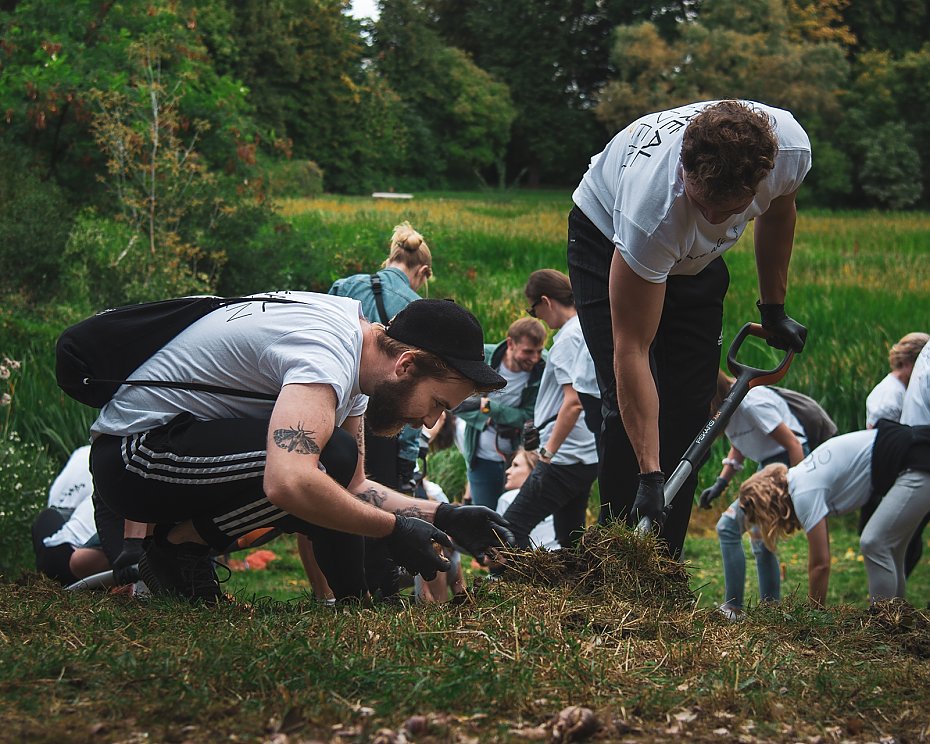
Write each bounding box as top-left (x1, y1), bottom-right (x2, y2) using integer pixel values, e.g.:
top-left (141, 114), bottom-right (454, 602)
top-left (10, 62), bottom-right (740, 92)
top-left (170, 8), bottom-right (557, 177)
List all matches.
top-left (636, 322), bottom-right (795, 534)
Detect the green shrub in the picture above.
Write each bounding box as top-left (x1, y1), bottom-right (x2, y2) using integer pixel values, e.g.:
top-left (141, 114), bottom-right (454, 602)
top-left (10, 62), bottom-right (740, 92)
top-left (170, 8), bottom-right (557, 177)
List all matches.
top-left (0, 432), bottom-right (57, 577)
top-left (427, 447), bottom-right (467, 503)
top-left (217, 214), bottom-right (329, 295)
top-left (260, 158), bottom-right (325, 199)
top-left (0, 143), bottom-right (74, 302)
top-left (860, 122), bottom-right (923, 209)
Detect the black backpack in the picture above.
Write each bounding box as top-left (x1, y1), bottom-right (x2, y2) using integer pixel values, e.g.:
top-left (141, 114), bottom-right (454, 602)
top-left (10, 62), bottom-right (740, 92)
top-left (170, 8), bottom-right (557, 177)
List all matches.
top-left (56, 295), bottom-right (299, 408)
top-left (771, 386), bottom-right (839, 450)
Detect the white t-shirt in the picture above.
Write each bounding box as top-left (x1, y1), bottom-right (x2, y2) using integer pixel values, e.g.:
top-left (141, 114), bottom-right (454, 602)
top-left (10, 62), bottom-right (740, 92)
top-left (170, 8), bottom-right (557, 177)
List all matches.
top-left (43, 492), bottom-right (97, 549)
top-left (866, 373), bottom-right (906, 427)
top-left (901, 343), bottom-right (930, 426)
top-left (92, 292), bottom-right (369, 436)
top-left (571, 348), bottom-right (600, 398)
top-left (46, 445), bottom-right (93, 512)
top-left (573, 100), bottom-right (811, 283)
top-left (476, 364), bottom-right (530, 461)
top-left (725, 386), bottom-right (806, 463)
top-left (787, 429), bottom-right (877, 533)
top-left (497, 488), bottom-right (559, 550)
top-left (533, 316), bottom-right (598, 465)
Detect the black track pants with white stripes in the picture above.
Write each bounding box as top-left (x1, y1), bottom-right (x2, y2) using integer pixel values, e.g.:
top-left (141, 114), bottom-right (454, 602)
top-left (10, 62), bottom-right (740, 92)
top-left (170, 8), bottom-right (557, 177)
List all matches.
top-left (91, 412), bottom-right (367, 598)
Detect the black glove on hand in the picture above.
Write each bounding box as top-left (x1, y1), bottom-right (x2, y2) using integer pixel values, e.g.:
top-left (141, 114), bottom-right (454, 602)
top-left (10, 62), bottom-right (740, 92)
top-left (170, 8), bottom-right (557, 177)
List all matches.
top-left (699, 477), bottom-right (729, 510)
top-left (632, 471), bottom-right (666, 526)
top-left (434, 503), bottom-right (516, 563)
top-left (112, 536), bottom-right (144, 585)
top-left (757, 301), bottom-right (807, 353)
top-left (522, 422), bottom-right (540, 452)
top-left (384, 516), bottom-right (452, 581)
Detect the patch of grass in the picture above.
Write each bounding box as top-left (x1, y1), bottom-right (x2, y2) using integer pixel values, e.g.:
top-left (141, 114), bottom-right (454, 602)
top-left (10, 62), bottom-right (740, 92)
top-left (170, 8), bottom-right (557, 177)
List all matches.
top-left (3, 525), bottom-right (929, 742)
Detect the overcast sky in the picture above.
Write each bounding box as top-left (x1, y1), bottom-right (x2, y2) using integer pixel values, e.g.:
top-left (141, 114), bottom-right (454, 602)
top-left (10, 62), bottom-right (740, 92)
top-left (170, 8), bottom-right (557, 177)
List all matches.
top-left (349, 0), bottom-right (380, 20)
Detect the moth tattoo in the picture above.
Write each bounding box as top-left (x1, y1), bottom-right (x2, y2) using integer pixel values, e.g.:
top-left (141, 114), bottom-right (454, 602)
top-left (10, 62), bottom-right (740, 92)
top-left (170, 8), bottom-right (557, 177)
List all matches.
top-left (273, 423), bottom-right (321, 455)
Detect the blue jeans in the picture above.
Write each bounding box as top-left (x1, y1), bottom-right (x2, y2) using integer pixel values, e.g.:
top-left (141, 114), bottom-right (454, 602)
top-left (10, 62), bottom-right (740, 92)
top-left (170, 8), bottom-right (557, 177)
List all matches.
top-left (467, 457), bottom-right (507, 510)
top-left (716, 447), bottom-right (808, 610)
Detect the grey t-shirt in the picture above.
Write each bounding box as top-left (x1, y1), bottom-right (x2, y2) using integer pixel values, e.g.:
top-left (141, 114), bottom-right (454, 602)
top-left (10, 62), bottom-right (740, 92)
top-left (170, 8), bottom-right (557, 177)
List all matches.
top-left (92, 292), bottom-right (369, 437)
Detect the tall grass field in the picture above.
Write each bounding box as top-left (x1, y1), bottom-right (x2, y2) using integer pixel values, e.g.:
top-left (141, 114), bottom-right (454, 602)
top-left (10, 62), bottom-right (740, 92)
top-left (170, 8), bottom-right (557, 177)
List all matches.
top-left (1, 192), bottom-right (929, 742)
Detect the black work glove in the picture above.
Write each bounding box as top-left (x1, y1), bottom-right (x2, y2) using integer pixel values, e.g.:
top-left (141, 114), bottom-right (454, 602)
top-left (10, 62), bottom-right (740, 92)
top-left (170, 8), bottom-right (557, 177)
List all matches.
top-left (632, 471), bottom-right (666, 526)
top-left (434, 503), bottom-right (516, 563)
top-left (757, 301), bottom-right (807, 353)
top-left (522, 422), bottom-right (540, 452)
top-left (699, 477), bottom-right (729, 510)
top-left (112, 537), bottom-right (144, 585)
top-left (383, 516), bottom-right (452, 581)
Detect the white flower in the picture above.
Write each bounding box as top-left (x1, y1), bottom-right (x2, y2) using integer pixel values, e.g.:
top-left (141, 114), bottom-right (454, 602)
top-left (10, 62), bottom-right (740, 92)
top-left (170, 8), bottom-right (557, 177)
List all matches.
top-left (0, 367), bottom-right (9, 380)
top-left (0, 393), bottom-right (10, 406)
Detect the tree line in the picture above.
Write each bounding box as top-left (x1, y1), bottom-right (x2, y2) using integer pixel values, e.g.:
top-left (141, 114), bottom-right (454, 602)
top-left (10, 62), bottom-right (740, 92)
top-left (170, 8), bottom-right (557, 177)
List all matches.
top-left (0, 0), bottom-right (928, 305)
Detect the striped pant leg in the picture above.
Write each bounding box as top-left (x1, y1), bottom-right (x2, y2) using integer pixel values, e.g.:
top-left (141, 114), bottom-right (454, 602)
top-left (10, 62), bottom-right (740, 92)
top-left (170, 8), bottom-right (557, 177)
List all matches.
top-left (91, 414), bottom-right (367, 598)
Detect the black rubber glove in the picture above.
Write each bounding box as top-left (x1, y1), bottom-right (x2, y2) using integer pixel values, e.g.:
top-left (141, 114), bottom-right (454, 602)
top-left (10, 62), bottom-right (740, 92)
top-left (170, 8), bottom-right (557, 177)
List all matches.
top-left (632, 471), bottom-right (666, 526)
top-left (699, 477), bottom-right (729, 510)
top-left (757, 301), bottom-right (807, 353)
top-left (522, 422), bottom-right (540, 452)
top-left (434, 503), bottom-right (516, 563)
top-left (383, 515), bottom-right (452, 581)
top-left (112, 537), bottom-right (144, 585)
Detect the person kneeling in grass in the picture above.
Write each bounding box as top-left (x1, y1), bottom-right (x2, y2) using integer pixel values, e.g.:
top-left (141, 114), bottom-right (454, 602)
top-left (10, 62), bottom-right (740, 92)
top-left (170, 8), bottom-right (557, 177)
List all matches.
top-left (739, 422), bottom-right (930, 606)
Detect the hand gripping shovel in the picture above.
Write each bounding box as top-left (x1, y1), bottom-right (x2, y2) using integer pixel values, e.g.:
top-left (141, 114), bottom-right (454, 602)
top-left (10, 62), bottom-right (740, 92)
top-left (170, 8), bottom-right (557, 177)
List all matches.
top-left (636, 322), bottom-right (795, 534)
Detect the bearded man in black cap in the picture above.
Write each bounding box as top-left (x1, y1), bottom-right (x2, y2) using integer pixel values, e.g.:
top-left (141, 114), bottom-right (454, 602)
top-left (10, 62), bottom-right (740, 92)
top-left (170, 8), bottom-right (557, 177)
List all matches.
top-left (90, 292), bottom-right (513, 602)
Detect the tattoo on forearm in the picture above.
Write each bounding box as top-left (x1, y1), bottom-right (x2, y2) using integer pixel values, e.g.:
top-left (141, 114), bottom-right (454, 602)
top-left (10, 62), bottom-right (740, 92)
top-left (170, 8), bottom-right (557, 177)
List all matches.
top-left (355, 487), bottom-right (387, 508)
top-left (394, 506), bottom-right (428, 520)
top-left (273, 422), bottom-right (321, 455)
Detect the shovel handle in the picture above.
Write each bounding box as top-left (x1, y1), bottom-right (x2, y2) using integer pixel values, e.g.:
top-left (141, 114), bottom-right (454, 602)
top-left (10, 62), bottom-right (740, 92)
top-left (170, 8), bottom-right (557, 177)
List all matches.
top-left (636, 323), bottom-right (794, 534)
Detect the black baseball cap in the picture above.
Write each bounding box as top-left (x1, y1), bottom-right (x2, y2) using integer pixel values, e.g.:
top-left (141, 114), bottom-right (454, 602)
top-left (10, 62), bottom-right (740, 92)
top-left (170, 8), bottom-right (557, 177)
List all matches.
top-left (386, 299), bottom-right (506, 390)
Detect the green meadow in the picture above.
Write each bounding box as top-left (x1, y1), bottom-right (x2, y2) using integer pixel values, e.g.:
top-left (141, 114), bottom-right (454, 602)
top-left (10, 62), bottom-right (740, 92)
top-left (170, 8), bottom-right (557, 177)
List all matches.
top-left (2, 193), bottom-right (930, 742)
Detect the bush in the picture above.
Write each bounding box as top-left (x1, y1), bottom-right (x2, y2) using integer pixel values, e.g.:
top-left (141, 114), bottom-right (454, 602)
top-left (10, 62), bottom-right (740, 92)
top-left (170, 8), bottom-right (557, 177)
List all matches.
top-left (427, 447), bottom-right (467, 503)
top-left (260, 158), bottom-right (325, 199)
top-left (0, 143), bottom-right (74, 302)
top-left (217, 213), bottom-right (330, 295)
top-left (0, 432), bottom-right (57, 577)
top-left (860, 122), bottom-right (923, 209)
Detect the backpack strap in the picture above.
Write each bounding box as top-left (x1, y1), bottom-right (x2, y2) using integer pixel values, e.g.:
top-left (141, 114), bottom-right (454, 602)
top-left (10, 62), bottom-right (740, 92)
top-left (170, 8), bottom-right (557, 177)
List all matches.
top-left (369, 273), bottom-right (390, 325)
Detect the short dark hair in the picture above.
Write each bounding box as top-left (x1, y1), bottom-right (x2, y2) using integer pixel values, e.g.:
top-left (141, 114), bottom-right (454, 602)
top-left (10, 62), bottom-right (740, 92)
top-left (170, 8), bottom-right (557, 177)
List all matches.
top-left (681, 100), bottom-right (778, 203)
top-left (525, 269), bottom-right (573, 308)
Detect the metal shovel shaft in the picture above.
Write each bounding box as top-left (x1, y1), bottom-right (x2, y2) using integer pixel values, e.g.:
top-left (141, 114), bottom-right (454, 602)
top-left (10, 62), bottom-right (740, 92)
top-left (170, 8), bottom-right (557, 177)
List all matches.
top-left (636, 323), bottom-right (794, 534)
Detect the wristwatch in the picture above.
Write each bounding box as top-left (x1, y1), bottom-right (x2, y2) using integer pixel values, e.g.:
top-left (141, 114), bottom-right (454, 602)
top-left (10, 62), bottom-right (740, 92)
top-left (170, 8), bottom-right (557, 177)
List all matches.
top-left (538, 447), bottom-right (553, 461)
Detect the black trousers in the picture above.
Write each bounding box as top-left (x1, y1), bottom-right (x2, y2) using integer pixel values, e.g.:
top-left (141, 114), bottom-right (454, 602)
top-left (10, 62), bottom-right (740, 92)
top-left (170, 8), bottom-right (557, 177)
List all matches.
top-left (31, 508), bottom-right (77, 585)
top-left (567, 206), bottom-right (728, 559)
top-left (91, 413), bottom-right (367, 599)
top-left (502, 461), bottom-right (598, 549)
top-left (361, 425), bottom-right (403, 598)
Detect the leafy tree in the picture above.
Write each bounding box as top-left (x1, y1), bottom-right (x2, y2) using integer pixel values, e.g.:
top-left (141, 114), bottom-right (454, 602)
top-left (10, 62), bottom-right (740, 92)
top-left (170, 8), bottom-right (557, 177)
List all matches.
top-left (859, 122), bottom-right (922, 208)
top-left (374, 0), bottom-right (515, 186)
top-left (841, 0), bottom-right (929, 55)
top-left (424, 0), bottom-right (614, 185)
top-left (0, 0), bottom-right (254, 200)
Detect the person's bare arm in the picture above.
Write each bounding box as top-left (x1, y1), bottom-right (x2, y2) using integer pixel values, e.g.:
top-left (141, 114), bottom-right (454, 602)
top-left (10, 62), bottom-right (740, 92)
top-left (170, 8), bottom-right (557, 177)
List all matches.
top-left (263, 384), bottom-right (396, 537)
top-left (768, 422), bottom-right (805, 466)
top-left (754, 189), bottom-right (799, 305)
top-left (540, 383), bottom-right (583, 460)
top-left (806, 517), bottom-right (831, 606)
top-left (609, 250), bottom-right (666, 473)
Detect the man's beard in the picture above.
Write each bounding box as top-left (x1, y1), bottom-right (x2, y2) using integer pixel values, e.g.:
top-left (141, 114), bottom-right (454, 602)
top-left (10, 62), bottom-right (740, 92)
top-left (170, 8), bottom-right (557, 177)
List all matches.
top-left (365, 378), bottom-right (419, 437)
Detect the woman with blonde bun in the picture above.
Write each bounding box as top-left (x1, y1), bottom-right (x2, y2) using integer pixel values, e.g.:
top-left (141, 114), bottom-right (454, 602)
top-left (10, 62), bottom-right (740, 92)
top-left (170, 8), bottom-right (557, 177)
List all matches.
top-left (327, 221), bottom-right (434, 597)
top-left (739, 424), bottom-right (930, 606)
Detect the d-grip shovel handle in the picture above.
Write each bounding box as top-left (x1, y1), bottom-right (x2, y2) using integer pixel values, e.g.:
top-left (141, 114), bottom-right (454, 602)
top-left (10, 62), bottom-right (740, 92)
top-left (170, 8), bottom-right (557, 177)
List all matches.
top-left (636, 323), bottom-right (794, 534)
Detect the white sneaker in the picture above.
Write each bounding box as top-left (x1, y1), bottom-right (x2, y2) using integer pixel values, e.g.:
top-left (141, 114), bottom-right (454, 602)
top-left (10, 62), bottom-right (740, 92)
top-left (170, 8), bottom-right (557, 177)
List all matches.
top-left (717, 604), bottom-right (743, 622)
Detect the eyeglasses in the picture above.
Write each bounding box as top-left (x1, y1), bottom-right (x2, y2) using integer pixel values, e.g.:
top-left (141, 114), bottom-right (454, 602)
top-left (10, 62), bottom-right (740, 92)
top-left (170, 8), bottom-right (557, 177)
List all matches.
top-left (526, 299), bottom-right (542, 318)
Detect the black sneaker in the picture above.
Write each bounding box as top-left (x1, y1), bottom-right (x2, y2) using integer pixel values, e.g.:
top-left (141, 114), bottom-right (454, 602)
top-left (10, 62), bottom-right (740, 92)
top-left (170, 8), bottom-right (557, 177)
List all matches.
top-left (138, 535), bottom-right (222, 603)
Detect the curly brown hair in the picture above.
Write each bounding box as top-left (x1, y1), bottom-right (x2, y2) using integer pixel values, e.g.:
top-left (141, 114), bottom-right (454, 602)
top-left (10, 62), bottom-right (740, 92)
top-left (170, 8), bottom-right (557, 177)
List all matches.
top-left (738, 463), bottom-right (798, 551)
top-left (681, 100), bottom-right (778, 203)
